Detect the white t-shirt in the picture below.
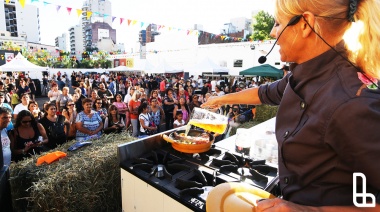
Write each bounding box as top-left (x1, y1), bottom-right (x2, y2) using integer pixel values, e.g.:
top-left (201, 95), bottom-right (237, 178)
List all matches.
top-left (197, 78), bottom-right (203, 88)
top-left (14, 103), bottom-right (28, 115)
top-left (139, 113), bottom-right (151, 132)
top-left (174, 119), bottom-right (185, 127)
top-left (124, 94), bottom-right (132, 105)
top-left (211, 80), bottom-right (217, 92)
top-left (2, 128), bottom-right (11, 166)
top-left (48, 90), bottom-right (62, 102)
top-left (214, 91), bottom-right (225, 97)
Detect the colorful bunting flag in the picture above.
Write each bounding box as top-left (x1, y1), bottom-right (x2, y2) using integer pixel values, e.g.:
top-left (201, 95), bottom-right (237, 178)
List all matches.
top-left (140, 22), bottom-right (145, 28)
top-left (5, 0), bottom-right (10, 4)
top-left (76, 9), bottom-right (82, 17)
top-left (86, 11), bottom-right (92, 19)
top-left (43, 1), bottom-right (50, 6)
top-left (127, 19), bottom-right (132, 26)
top-left (56, 5), bottom-right (61, 12)
top-left (132, 20), bottom-right (137, 25)
top-left (103, 14), bottom-right (109, 18)
top-left (120, 18), bottom-right (124, 25)
top-left (112, 16), bottom-right (116, 22)
top-left (67, 7), bottom-right (72, 15)
top-left (19, 0), bottom-right (26, 8)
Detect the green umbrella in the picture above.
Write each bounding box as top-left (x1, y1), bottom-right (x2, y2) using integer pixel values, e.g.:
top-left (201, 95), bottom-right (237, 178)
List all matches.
top-left (239, 64), bottom-right (284, 79)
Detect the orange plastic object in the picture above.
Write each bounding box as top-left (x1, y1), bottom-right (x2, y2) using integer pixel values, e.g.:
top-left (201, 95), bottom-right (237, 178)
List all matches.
top-left (36, 151), bottom-right (67, 166)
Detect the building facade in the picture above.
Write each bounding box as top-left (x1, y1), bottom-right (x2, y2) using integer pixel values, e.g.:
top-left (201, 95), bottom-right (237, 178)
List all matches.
top-left (0, 30), bottom-right (27, 48)
top-left (0, 0), bottom-right (40, 43)
top-left (55, 33), bottom-right (68, 51)
top-left (69, 25), bottom-right (84, 59)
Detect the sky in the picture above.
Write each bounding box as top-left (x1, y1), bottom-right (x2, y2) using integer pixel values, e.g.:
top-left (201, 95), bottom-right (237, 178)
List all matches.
top-left (34, 0), bottom-right (274, 50)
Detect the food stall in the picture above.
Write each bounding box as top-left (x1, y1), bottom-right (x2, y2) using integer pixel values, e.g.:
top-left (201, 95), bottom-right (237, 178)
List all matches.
top-left (118, 117), bottom-right (278, 212)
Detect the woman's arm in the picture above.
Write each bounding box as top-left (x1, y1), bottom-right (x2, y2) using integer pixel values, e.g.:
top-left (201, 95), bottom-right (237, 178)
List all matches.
top-left (37, 123), bottom-right (49, 146)
top-left (76, 121), bottom-right (92, 135)
top-left (201, 87), bottom-right (261, 109)
top-left (173, 105), bottom-right (178, 119)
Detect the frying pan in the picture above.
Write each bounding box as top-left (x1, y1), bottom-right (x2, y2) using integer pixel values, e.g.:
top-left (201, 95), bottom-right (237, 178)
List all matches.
top-left (162, 129), bottom-right (215, 153)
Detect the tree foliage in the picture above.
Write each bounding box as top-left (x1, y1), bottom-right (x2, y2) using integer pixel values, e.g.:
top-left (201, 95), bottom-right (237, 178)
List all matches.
top-left (251, 11), bottom-right (275, 41)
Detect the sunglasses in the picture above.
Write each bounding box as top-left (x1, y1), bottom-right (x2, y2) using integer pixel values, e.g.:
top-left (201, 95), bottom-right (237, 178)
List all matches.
top-left (68, 104), bottom-right (75, 106)
top-left (96, 102), bottom-right (102, 104)
top-left (22, 120), bottom-right (32, 124)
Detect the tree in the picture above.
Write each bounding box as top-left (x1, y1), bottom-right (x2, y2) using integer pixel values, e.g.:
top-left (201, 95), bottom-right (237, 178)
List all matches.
top-left (251, 11), bottom-right (275, 41)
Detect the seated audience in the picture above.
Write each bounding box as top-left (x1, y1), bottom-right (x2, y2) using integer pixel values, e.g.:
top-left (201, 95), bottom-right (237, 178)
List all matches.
top-left (10, 110), bottom-right (48, 162)
top-left (75, 98), bottom-right (103, 141)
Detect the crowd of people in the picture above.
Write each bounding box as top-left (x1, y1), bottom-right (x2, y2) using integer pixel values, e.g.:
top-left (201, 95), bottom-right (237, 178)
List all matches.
top-left (0, 70), bottom-right (265, 165)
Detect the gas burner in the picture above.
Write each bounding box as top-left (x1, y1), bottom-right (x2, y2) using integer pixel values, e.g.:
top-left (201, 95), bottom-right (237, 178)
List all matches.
top-left (209, 152), bottom-right (277, 189)
top-left (174, 170), bottom-right (225, 200)
top-left (132, 151), bottom-right (191, 180)
top-left (168, 147), bottom-right (223, 164)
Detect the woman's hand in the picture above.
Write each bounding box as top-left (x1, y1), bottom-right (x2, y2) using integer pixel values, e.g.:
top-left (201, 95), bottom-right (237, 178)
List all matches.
top-left (201, 95), bottom-right (223, 109)
top-left (256, 198), bottom-right (317, 212)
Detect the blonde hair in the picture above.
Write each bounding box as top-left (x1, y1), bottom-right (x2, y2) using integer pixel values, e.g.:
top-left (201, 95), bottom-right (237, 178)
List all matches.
top-left (274, 0), bottom-right (380, 79)
top-left (131, 90), bottom-right (141, 101)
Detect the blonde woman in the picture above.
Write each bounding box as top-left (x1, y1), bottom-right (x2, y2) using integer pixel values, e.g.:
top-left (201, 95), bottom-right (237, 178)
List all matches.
top-left (203, 0), bottom-right (380, 210)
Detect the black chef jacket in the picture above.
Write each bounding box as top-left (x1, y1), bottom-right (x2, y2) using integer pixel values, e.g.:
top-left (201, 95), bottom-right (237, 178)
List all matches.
top-left (258, 41), bottom-right (380, 206)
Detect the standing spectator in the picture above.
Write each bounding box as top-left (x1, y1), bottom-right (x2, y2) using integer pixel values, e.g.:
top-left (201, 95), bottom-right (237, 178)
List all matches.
top-left (188, 95), bottom-right (201, 113)
top-left (97, 83), bottom-right (113, 104)
top-left (118, 79), bottom-right (126, 99)
top-left (138, 102), bottom-right (156, 137)
top-left (42, 75), bottom-right (48, 96)
top-left (57, 77), bottom-right (65, 91)
top-left (27, 78), bottom-right (36, 101)
top-left (71, 76), bottom-right (80, 89)
top-left (123, 86), bottom-right (135, 105)
top-left (149, 90), bottom-right (162, 106)
top-left (0, 82), bottom-right (10, 104)
top-left (75, 98), bottom-right (103, 141)
top-left (128, 90), bottom-right (141, 137)
top-left (108, 78), bottom-right (116, 96)
top-left (213, 86), bottom-right (225, 96)
top-left (173, 111), bottom-right (185, 128)
top-left (13, 93), bottom-right (30, 119)
top-left (9, 84), bottom-right (19, 109)
top-left (0, 93), bottom-right (13, 131)
top-left (173, 97), bottom-right (191, 124)
top-left (28, 101), bottom-right (43, 121)
top-left (159, 78), bottom-right (167, 98)
top-left (163, 88), bottom-right (177, 131)
top-left (16, 78), bottom-right (30, 97)
top-left (39, 103), bottom-right (68, 150)
top-left (48, 83), bottom-right (61, 104)
top-left (0, 107), bottom-right (12, 166)
top-left (113, 94), bottom-right (128, 124)
top-left (85, 80), bottom-right (92, 98)
top-left (197, 75), bottom-right (203, 89)
top-left (90, 90), bottom-right (98, 104)
top-left (56, 87), bottom-right (72, 113)
top-left (79, 82), bottom-right (87, 97)
top-left (149, 97), bottom-right (164, 133)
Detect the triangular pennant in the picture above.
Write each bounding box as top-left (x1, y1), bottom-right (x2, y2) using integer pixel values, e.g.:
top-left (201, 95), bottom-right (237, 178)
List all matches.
top-left (6, 0), bottom-right (11, 3)
top-left (140, 22), bottom-right (145, 28)
top-left (187, 30), bottom-right (190, 35)
top-left (127, 19), bottom-right (132, 26)
top-left (67, 7), bottom-right (72, 15)
top-left (112, 16), bottom-right (116, 22)
top-left (43, 1), bottom-right (50, 6)
top-left (132, 20), bottom-right (138, 25)
top-left (19, 0), bottom-right (26, 8)
top-left (56, 5), bottom-right (61, 12)
top-left (103, 14), bottom-right (109, 18)
top-left (168, 27), bottom-right (171, 31)
top-left (76, 9), bottom-right (82, 17)
top-left (93, 12), bottom-right (99, 15)
top-left (120, 18), bottom-right (124, 25)
top-left (86, 11), bottom-right (92, 19)
top-left (158, 25), bottom-right (162, 30)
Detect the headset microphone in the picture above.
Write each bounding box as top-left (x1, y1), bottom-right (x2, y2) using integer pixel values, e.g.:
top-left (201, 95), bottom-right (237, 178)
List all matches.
top-left (258, 15), bottom-right (302, 64)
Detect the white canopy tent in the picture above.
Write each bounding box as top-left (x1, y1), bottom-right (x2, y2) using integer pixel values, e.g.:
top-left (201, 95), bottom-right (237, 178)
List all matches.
top-left (146, 59), bottom-right (183, 74)
top-left (185, 57), bottom-right (229, 76)
top-left (109, 60), bottom-right (155, 73)
top-left (0, 52), bottom-right (48, 80)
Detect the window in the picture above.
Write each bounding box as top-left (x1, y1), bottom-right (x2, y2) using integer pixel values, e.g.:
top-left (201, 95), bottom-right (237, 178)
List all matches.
top-left (233, 59), bottom-right (243, 67)
top-left (0, 33), bottom-right (4, 36)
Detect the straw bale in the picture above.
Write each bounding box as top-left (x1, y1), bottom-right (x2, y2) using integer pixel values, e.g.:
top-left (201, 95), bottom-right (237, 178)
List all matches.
top-left (9, 132), bottom-right (135, 212)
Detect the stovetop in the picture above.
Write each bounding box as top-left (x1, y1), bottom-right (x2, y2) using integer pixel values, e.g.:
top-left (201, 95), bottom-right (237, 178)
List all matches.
top-left (119, 129), bottom-right (279, 212)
